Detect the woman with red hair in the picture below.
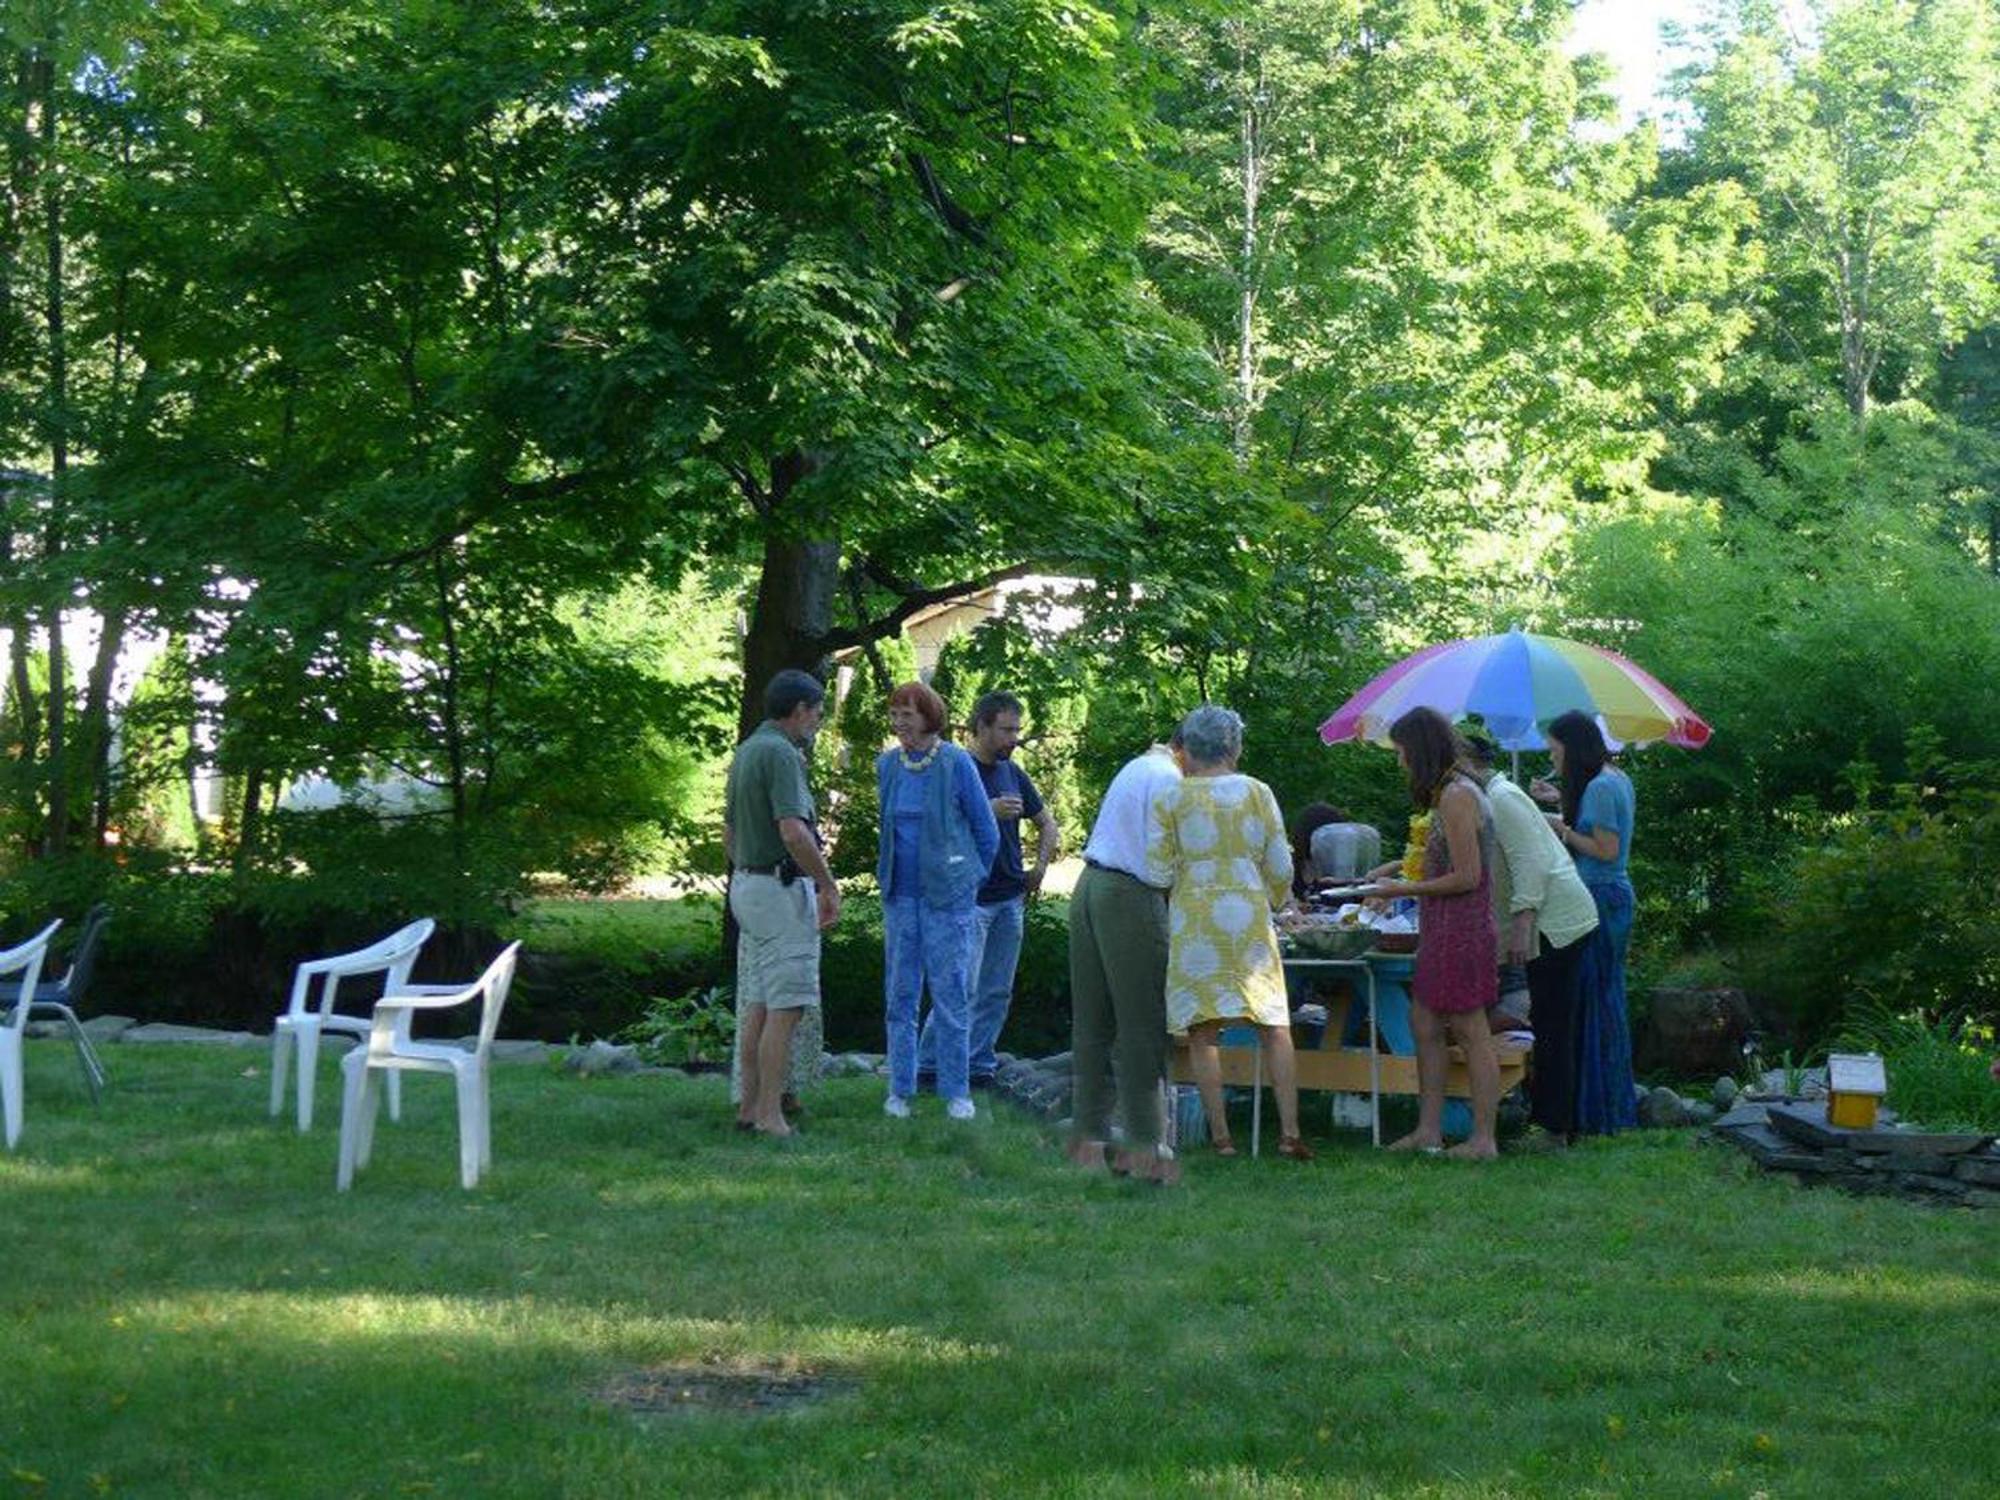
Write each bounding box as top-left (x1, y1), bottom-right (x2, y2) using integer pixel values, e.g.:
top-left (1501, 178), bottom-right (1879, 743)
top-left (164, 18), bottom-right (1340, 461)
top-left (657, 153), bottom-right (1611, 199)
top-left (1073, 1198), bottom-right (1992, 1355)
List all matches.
top-left (876, 682), bottom-right (1000, 1120)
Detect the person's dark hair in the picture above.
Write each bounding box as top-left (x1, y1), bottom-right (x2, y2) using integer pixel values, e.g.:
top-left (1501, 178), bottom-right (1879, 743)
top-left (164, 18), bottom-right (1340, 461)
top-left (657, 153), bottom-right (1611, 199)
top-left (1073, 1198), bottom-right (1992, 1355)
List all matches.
top-left (887, 680), bottom-right (948, 735)
top-left (1290, 802), bottom-right (1346, 897)
top-left (971, 691), bottom-right (1023, 732)
top-left (1546, 710), bottom-right (1609, 826)
top-left (764, 669), bottom-right (825, 722)
top-left (1459, 725), bottom-right (1498, 768)
top-left (1388, 707), bottom-right (1465, 808)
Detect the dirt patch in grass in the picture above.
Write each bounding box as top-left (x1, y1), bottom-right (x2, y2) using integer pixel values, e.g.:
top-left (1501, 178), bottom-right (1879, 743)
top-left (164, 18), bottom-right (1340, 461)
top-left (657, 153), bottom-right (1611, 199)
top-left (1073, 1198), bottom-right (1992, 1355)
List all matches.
top-left (597, 1363), bottom-right (858, 1417)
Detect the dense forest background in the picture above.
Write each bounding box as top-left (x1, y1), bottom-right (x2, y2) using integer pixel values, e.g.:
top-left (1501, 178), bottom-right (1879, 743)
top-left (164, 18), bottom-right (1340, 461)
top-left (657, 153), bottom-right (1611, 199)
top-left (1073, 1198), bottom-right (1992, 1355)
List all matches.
top-left (2, 0), bottom-right (1997, 1051)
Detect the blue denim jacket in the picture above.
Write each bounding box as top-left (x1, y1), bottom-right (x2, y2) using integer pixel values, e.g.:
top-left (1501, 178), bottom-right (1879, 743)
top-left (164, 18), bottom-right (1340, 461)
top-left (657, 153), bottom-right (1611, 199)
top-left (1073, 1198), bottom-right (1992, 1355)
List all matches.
top-left (875, 742), bottom-right (1000, 910)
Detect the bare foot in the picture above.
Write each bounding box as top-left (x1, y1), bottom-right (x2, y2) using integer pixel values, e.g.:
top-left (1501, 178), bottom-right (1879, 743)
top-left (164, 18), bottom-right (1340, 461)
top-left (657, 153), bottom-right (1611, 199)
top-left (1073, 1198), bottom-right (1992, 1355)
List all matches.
top-left (752, 1119), bottom-right (794, 1139)
top-left (1118, 1150), bottom-right (1182, 1185)
top-left (1065, 1138), bottom-right (1109, 1171)
top-left (1444, 1140), bottom-right (1498, 1161)
top-left (1386, 1131), bottom-right (1442, 1153)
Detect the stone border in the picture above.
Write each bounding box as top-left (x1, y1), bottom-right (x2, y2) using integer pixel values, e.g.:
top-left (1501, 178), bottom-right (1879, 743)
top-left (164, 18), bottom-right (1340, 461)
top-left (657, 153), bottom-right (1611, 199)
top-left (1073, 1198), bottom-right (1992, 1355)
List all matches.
top-left (1710, 1099), bottom-right (1999, 1208)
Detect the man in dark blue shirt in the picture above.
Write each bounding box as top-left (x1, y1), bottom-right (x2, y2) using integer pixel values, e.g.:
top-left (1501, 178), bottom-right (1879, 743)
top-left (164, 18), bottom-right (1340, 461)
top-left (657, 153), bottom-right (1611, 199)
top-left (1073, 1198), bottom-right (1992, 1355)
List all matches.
top-left (917, 691), bottom-right (1059, 1088)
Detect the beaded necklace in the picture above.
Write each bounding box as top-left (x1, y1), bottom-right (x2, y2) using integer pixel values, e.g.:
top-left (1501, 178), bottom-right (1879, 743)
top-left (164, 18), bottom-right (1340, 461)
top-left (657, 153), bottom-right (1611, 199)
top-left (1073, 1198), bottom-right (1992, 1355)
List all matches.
top-left (898, 739), bottom-right (941, 773)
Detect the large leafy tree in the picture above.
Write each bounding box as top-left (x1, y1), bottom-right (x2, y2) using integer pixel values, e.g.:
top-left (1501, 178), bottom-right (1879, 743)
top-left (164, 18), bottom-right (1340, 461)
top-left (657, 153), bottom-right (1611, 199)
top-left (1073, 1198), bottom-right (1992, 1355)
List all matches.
top-left (1686, 0), bottom-right (2000, 424)
top-left (566, 0), bottom-right (1222, 734)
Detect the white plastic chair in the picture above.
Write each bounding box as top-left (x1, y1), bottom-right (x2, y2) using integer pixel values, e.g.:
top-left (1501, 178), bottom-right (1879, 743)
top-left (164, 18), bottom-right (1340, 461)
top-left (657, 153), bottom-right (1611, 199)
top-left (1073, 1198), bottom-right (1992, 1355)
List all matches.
top-left (336, 942), bottom-right (521, 1191)
top-left (270, 918), bottom-right (436, 1132)
top-left (0, 920), bottom-right (63, 1150)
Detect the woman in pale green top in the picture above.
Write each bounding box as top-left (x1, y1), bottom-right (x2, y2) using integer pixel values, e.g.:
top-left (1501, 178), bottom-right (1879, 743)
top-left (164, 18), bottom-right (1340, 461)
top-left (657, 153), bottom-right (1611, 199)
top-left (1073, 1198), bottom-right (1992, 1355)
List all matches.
top-left (1462, 742), bottom-right (1598, 1138)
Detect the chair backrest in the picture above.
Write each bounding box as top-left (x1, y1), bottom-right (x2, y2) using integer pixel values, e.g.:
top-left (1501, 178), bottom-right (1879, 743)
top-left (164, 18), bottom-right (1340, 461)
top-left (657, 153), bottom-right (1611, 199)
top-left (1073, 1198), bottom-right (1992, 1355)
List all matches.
top-left (290, 917), bottom-right (437, 1018)
top-left (0, 920), bottom-right (62, 1035)
top-left (472, 943), bottom-right (523, 1057)
top-left (347, 917), bottom-right (438, 971)
top-left (59, 903), bottom-right (111, 1002)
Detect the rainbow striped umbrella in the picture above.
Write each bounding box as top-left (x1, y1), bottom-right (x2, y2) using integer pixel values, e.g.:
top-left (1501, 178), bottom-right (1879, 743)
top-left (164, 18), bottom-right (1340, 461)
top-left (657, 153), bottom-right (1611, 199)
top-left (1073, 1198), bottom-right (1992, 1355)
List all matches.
top-left (1319, 628), bottom-right (1711, 751)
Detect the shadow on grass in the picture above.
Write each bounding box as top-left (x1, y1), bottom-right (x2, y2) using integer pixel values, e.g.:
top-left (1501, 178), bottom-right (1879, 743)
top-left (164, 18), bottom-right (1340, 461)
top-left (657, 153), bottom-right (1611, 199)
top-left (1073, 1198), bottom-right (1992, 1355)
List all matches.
top-left (3, 1045), bottom-right (1997, 1497)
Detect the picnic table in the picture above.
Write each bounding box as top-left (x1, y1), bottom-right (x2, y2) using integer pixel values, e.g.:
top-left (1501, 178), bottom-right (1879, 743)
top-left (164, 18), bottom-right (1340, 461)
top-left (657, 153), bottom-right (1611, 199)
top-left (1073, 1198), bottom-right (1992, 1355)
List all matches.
top-left (1166, 949), bottom-right (1531, 1154)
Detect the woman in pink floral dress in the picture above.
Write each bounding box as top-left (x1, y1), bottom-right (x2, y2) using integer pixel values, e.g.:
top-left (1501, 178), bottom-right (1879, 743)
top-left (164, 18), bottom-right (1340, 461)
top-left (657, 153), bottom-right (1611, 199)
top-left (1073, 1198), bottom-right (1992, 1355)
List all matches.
top-left (1364, 707), bottom-right (1502, 1159)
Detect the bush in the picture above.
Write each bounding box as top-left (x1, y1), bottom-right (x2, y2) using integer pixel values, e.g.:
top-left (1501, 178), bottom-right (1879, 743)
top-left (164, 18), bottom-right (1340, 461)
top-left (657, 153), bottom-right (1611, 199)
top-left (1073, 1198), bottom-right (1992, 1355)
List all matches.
top-left (1837, 1002), bottom-right (2000, 1133)
top-left (1749, 755), bottom-right (2000, 1042)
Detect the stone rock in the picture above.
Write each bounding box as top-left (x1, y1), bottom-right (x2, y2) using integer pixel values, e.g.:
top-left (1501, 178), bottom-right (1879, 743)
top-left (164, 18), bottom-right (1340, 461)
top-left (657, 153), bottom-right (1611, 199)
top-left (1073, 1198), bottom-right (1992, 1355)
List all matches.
top-left (1039, 1051), bottom-right (1074, 1072)
top-left (1893, 1171), bottom-right (1968, 1201)
top-left (1963, 1188), bottom-right (2000, 1210)
top-left (564, 1039), bottom-right (642, 1078)
top-left (1639, 986), bottom-right (1756, 1077)
top-left (122, 1023), bottom-right (260, 1047)
top-left (1757, 1066), bottom-right (1827, 1099)
top-left (83, 1015), bottom-right (137, 1042)
top-left (1955, 1156), bottom-right (2000, 1188)
top-left (1767, 1101), bottom-right (1990, 1156)
top-left (489, 1039), bottom-right (551, 1066)
top-left (1638, 1086), bottom-right (1686, 1129)
top-left (1712, 1102), bottom-right (1772, 1132)
top-left (1712, 1076), bottom-right (1739, 1109)
top-left (1684, 1100), bottom-right (1717, 1126)
top-left (1724, 1122), bottom-right (1826, 1173)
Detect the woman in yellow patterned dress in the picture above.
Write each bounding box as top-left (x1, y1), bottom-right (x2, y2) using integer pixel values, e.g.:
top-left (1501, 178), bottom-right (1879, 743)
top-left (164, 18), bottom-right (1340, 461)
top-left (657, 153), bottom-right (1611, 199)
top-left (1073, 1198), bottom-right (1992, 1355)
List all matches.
top-left (1146, 705), bottom-right (1313, 1161)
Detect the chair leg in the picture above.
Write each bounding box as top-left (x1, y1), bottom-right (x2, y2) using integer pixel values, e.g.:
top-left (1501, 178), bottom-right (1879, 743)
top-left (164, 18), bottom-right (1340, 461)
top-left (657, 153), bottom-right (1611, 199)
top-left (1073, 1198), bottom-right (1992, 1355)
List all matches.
top-left (270, 1023), bottom-right (292, 1118)
top-left (295, 1022), bottom-right (321, 1133)
top-left (336, 1056), bottom-right (366, 1190)
top-left (49, 1006), bottom-right (104, 1103)
top-left (476, 1066), bottom-right (492, 1173)
top-left (355, 1068), bottom-right (382, 1171)
top-left (386, 1068), bottom-right (402, 1125)
top-left (2, 1041), bottom-right (21, 1150)
top-left (456, 1073), bottom-right (483, 1189)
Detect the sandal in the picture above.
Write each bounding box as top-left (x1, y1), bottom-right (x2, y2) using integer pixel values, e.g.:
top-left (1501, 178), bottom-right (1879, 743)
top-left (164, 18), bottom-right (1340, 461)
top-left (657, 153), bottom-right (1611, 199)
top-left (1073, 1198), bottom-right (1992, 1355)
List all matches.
top-left (1277, 1135), bottom-right (1316, 1162)
top-left (1211, 1136), bottom-right (1239, 1158)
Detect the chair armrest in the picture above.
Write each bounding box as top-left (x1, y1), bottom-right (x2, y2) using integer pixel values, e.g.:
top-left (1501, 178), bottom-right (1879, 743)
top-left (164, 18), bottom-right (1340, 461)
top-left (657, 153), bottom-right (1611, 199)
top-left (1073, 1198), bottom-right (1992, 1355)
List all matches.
top-left (372, 986), bottom-right (478, 1013)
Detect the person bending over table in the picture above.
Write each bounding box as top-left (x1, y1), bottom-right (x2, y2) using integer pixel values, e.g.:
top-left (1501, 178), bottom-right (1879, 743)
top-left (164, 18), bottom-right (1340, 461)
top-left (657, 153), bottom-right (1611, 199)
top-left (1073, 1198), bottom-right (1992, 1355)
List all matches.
top-left (1147, 704), bottom-right (1314, 1162)
top-left (1359, 707), bottom-right (1502, 1161)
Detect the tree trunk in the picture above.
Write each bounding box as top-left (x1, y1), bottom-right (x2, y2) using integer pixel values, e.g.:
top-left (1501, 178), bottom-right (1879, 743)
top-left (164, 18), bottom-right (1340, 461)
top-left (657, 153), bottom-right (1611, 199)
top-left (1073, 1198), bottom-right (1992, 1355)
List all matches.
top-left (1233, 50), bottom-right (1260, 464)
top-left (236, 763), bottom-right (264, 866)
top-left (34, 43), bottom-right (67, 857)
top-left (84, 605), bottom-right (127, 847)
top-left (738, 530), bottom-right (841, 738)
top-left (434, 552), bottom-right (469, 869)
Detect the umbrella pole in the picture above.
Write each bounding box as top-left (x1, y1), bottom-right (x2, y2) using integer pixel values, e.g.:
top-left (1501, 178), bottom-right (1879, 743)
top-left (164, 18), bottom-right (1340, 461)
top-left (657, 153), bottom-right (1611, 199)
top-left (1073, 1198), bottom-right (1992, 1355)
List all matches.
top-left (1511, 749), bottom-right (1520, 780)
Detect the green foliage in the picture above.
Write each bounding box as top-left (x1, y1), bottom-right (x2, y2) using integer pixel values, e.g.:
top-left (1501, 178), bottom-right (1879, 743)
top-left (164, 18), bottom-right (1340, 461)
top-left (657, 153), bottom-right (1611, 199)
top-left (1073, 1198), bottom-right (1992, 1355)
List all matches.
top-left (1837, 1002), bottom-right (2000, 1133)
top-left (1743, 746), bottom-right (2000, 1042)
top-left (619, 983), bottom-right (737, 1067)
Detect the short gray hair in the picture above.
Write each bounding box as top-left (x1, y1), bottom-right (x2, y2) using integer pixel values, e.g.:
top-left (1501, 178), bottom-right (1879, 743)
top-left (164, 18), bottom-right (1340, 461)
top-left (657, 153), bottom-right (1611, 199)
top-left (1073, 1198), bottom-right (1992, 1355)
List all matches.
top-left (1176, 704), bottom-right (1244, 767)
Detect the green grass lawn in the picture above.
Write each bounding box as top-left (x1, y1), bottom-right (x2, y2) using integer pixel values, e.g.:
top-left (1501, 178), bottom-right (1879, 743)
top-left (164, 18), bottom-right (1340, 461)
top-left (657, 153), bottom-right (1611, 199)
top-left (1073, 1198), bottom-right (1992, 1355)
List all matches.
top-left (4, 1042), bottom-right (1996, 1499)
top-left (509, 895), bottom-right (722, 971)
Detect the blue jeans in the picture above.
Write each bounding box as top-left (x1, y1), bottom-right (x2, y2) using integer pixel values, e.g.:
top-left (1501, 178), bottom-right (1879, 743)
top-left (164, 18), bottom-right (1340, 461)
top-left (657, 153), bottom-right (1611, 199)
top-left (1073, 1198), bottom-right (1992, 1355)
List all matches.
top-left (919, 896), bottom-right (1025, 1083)
top-left (885, 895), bottom-right (978, 1102)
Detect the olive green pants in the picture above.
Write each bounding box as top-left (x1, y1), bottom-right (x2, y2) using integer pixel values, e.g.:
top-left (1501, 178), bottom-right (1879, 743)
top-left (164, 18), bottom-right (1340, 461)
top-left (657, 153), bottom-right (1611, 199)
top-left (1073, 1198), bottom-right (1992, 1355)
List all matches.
top-left (1067, 864), bottom-right (1169, 1150)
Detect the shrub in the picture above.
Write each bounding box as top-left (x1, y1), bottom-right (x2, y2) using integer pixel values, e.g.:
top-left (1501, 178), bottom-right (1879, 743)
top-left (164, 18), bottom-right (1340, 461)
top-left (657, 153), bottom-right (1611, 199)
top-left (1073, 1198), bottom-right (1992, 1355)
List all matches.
top-left (1837, 1003), bottom-right (2000, 1133)
top-left (619, 983), bottom-right (737, 1066)
top-left (1751, 757), bottom-right (2000, 1042)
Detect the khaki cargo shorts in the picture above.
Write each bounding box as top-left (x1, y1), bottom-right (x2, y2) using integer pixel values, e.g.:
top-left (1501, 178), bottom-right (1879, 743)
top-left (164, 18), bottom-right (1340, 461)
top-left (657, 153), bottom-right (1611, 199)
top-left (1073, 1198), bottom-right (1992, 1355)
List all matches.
top-left (730, 872), bottom-right (822, 1011)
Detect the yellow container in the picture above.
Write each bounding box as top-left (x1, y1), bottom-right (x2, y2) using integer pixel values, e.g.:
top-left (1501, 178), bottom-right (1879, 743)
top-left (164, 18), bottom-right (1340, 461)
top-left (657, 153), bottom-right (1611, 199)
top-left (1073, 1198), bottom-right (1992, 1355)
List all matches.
top-left (1827, 1092), bottom-right (1879, 1130)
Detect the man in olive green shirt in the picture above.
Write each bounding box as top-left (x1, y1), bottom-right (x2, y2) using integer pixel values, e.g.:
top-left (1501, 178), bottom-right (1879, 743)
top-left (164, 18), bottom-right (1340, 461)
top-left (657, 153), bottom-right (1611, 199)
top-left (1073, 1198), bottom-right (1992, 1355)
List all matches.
top-left (725, 670), bottom-right (840, 1137)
